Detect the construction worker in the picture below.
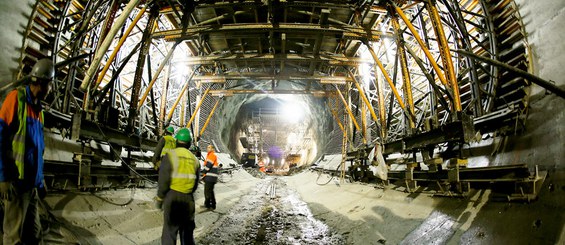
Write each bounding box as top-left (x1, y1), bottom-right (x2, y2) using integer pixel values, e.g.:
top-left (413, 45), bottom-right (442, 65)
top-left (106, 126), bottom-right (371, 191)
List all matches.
top-left (258, 160), bottom-right (265, 172)
top-left (153, 126), bottom-right (176, 170)
top-left (155, 128), bottom-right (200, 245)
top-left (202, 144), bottom-right (219, 210)
top-left (0, 59), bottom-right (54, 244)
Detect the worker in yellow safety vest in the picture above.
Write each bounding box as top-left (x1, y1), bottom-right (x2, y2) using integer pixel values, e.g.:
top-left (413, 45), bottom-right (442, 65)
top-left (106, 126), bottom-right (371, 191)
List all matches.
top-left (153, 126), bottom-right (177, 170)
top-left (155, 128), bottom-right (200, 245)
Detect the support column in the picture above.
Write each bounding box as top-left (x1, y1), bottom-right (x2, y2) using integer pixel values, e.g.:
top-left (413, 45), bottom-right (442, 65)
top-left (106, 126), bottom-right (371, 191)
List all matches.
top-left (391, 15), bottom-right (416, 131)
top-left (425, 0), bottom-right (462, 112)
top-left (158, 63), bottom-right (171, 135)
top-left (127, 6), bottom-right (158, 134)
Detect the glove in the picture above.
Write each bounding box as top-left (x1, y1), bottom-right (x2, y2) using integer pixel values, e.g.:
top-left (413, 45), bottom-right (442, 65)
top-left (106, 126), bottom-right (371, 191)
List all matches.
top-left (154, 196), bottom-right (163, 210)
top-left (37, 186), bottom-right (47, 200)
top-left (0, 182), bottom-right (15, 201)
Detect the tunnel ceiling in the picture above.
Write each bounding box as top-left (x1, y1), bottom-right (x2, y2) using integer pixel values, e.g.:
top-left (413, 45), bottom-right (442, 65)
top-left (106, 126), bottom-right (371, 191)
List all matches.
top-left (13, 0), bottom-right (531, 163)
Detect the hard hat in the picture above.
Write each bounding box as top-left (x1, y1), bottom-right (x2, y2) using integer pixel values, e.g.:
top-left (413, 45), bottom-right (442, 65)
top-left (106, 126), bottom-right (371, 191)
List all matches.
top-left (30, 59), bottom-right (55, 82)
top-left (175, 128), bottom-right (192, 143)
top-left (166, 126), bottom-right (174, 134)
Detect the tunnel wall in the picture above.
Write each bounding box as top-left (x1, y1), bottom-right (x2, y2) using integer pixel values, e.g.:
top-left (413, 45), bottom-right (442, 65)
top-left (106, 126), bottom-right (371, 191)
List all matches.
top-left (492, 0), bottom-right (565, 170)
top-left (0, 0), bottom-right (35, 87)
top-left (514, 0), bottom-right (565, 94)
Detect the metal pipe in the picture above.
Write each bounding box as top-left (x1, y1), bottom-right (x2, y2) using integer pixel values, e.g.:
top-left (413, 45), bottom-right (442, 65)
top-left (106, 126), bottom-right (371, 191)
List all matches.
top-left (138, 42), bottom-right (178, 109)
top-left (392, 3), bottom-right (449, 87)
top-left (199, 97), bottom-right (222, 138)
top-left (165, 67), bottom-right (200, 123)
top-left (364, 41), bottom-right (408, 111)
top-left (347, 70), bottom-right (380, 125)
top-left (158, 62), bottom-right (171, 135)
top-left (443, 0), bottom-right (483, 115)
top-left (127, 6), bottom-right (158, 133)
top-left (326, 100), bottom-right (345, 133)
top-left (425, 0), bottom-right (462, 111)
top-left (81, 0), bottom-right (142, 91)
top-left (334, 85), bottom-right (362, 133)
top-left (455, 49), bottom-right (565, 99)
top-left (186, 87), bottom-right (212, 129)
top-left (93, 6), bottom-right (147, 90)
top-left (391, 16), bottom-right (416, 128)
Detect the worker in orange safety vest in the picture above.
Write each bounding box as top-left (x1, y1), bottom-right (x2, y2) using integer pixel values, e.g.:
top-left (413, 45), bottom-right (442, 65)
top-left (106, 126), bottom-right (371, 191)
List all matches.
top-left (201, 145), bottom-right (219, 210)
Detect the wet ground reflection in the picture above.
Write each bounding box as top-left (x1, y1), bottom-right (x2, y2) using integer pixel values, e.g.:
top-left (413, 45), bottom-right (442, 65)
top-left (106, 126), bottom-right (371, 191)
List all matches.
top-left (197, 177), bottom-right (343, 244)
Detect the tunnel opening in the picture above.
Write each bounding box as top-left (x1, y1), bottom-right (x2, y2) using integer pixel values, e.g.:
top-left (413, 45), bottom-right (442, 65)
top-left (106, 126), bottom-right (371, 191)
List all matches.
top-left (217, 86), bottom-right (331, 175)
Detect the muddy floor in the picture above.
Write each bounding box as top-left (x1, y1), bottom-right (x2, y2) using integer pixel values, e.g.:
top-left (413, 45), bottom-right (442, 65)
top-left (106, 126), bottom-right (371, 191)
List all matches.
top-left (197, 177), bottom-right (343, 244)
top-left (39, 167), bottom-right (565, 244)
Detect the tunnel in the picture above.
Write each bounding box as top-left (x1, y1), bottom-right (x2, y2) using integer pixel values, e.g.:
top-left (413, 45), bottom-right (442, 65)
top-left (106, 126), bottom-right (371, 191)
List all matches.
top-left (0, 0), bottom-right (563, 244)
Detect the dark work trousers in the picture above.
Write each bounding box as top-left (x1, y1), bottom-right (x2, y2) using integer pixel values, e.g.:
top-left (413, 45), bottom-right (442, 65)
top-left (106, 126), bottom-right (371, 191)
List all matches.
top-left (162, 190), bottom-right (196, 245)
top-left (3, 187), bottom-right (42, 245)
top-left (204, 182), bottom-right (216, 209)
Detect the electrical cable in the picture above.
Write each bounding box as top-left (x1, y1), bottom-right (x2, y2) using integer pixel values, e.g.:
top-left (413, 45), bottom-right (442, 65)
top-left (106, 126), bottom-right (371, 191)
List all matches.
top-left (91, 187), bottom-right (136, 206)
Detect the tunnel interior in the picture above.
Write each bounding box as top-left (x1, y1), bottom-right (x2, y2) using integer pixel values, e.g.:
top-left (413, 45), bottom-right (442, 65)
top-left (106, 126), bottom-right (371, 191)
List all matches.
top-left (0, 0), bottom-right (563, 244)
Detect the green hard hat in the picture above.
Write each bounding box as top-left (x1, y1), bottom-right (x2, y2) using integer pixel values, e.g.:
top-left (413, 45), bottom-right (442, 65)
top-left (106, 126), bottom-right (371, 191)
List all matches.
top-left (175, 128), bottom-right (192, 143)
top-left (166, 126), bottom-right (174, 134)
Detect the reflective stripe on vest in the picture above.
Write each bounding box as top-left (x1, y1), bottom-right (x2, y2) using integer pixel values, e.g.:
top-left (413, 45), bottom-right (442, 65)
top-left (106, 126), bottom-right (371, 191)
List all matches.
top-left (161, 135), bottom-right (176, 157)
top-left (168, 148), bottom-right (198, 194)
top-left (203, 152), bottom-right (219, 182)
top-left (12, 87), bottom-right (34, 180)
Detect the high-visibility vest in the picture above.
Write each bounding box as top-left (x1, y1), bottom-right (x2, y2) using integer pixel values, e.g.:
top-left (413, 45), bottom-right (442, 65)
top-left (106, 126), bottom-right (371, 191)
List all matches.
top-left (161, 135), bottom-right (176, 157)
top-left (168, 148), bottom-right (198, 194)
top-left (12, 87), bottom-right (43, 179)
top-left (203, 151), bottom-right (219, 182)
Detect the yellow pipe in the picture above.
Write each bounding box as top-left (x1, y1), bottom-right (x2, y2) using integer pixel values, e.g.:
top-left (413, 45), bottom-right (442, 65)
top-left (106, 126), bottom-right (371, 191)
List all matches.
top-left (365, 43), bottom-right (410, 114)
top-left (137, 43), bottom-right (178, 109)
top-left (374, 72), bottom-right (387, 140)
top-left (165, 67), bottom-right (200, 122)
top-left (199, 98), bottom-right (221, 137)
top-left (426, 0), bottom-right (462, 111)
top-left (326, 101), bottom-right (345, 133)
top-left (391, 16), bottom-right (416, 128)
top-left (334, 86), bottom-right (362, 133)
top-left (361, 100), bottom-right (367, 144)
top-left (186, 87), bottom-right (212, 129)
top-left (393, 3), bottom-right (449, 86)
top-left (93, 6), bottom-right (147, 89)
top-left (347, 70), bottom-right (380, 125)
top-left (166, 80), bottom-right (192, 122)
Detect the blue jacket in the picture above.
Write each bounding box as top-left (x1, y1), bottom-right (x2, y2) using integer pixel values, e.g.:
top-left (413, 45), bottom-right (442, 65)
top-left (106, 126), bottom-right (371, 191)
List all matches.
top-left (0, 86), bottom-right (45, 190)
